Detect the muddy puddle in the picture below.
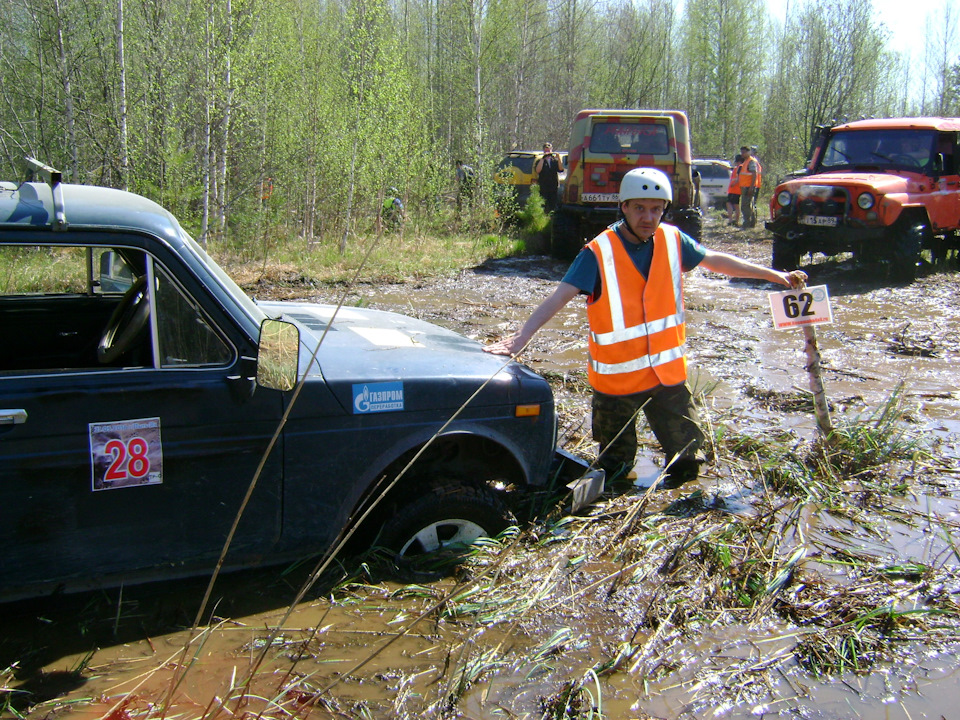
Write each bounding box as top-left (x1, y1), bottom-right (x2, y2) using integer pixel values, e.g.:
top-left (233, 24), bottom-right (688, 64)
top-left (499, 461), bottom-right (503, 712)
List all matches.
top-left (6, 217), bottom-right (960, 719)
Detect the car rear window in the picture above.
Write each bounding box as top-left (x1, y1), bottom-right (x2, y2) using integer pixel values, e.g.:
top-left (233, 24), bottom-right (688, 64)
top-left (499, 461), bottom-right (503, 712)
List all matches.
top-left (589, 123), bottom-right (669, 155)
top-left (500, 155), bottom-right (535, 174)
top-left (696, 163), bottom-right (731, 179)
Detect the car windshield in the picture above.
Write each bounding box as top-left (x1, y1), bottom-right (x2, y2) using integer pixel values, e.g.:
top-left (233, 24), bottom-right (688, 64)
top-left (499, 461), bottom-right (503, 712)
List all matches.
top-left (590, 122), bottom-right (669, 155)
top-left (175, 226), bottom-right (268, 325)
top-left (819, 129), bottom-right (936, 172)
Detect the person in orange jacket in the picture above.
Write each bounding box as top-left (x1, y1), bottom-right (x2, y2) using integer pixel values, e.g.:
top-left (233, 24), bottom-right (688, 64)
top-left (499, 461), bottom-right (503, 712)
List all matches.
top-left (738, 145), bottom-right (762, 228)
top-left (484, 167), bottom-right (806, 489)
top-left (726, 153), bottom-right (743, 225)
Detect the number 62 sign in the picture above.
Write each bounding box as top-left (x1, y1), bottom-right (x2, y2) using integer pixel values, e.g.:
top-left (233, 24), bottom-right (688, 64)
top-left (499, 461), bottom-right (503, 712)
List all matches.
top-left (768, 285), bottom-right (833, 330)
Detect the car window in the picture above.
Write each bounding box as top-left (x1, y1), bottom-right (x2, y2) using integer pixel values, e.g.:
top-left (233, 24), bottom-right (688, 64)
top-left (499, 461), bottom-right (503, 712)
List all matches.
top-left (696, 164), bottom-right (730, 179)
top-left (0, 245), bottom-right (89, 294)
top-left (500, 155), bottom-right (535, 174)
top-left (821, 129), bottom-right (936, 171)
top-left (0, 243), bottom-right (232, 372)
top-left (154, 263), bottom-right (233, 367)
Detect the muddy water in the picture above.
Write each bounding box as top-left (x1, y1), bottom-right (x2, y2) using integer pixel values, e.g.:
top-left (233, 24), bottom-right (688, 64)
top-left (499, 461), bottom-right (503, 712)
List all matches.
top-left (7, 219), bottom-right (960, 719)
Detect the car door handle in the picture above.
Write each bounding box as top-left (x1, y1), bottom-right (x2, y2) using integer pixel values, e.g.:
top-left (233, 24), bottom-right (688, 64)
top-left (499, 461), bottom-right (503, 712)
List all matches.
top-left (0, 409), bottom-right (28, 425)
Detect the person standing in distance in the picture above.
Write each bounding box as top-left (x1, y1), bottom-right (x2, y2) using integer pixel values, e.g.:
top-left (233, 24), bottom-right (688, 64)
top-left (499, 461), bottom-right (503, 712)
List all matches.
top-left (738, 146), bottom-right (762, 228)
top-left (455, 159), bottom-right (476, 213)
top-left (534, 142), bottom-right (565, 212)
top-left (484, 167), bottom-right (807, 488)
top-left (726, 153), bottom-right (742, 226)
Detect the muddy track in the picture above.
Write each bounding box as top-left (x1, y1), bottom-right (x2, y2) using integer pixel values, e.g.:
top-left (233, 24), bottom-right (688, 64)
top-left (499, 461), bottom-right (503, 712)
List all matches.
top-left (259, 215), bottom-right (960, 456)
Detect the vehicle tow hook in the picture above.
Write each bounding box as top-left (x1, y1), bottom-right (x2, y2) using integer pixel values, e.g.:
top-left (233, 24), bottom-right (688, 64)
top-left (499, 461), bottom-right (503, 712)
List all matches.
top-left (568, 469), bottom-right (605, 512)
top-left (551, 447), bottom-right (605, 511)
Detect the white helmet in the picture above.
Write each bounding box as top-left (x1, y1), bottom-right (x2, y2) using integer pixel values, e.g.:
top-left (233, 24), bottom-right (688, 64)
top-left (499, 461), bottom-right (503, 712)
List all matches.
top-left (619, 168), bottom-right (672, 204)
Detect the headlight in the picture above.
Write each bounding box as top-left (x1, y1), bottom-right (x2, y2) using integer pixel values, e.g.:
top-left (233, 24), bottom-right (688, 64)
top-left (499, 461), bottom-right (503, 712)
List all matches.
top-left (857, 192), bottom-right (875, 210)
top-left (777, 191), bottom-right (792, 207)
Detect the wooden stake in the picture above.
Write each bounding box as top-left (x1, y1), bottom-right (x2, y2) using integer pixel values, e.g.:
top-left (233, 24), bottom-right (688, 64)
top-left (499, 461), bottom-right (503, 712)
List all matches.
top-left (802, 323), bottom-right (832, 437)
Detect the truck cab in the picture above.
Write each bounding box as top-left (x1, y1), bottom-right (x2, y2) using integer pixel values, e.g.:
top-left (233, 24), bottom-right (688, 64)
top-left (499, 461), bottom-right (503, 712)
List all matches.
top-left (766, 117), bottom-right (960, 282)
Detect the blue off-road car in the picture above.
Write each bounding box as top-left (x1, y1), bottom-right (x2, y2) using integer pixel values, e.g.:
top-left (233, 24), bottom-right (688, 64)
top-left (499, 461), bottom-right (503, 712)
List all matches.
top-left (0, 162), bottom-right (580, 601)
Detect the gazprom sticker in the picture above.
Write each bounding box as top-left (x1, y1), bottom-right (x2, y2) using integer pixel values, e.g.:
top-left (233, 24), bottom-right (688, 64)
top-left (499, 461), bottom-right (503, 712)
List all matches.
top-left (353, 382), bottom-right (405, 414)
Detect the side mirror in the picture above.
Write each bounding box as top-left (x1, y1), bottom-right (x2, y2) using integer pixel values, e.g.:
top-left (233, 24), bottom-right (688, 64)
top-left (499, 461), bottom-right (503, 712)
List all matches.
top-left (98, 249), bottom-right (136, 293)
top-left (934, 152), bottom-right (946, 175)
top-left (257, 319), bottom-right (299, 391)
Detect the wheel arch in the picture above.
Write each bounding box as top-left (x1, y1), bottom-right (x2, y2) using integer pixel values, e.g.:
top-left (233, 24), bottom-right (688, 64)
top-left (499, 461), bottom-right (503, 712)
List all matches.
top-left (346, 430), bottom-right (528, 550)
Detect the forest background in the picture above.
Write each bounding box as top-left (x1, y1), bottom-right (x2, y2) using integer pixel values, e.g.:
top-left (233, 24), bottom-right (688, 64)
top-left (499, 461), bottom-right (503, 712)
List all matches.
top-left (2, 0), bottom-right (959, 252)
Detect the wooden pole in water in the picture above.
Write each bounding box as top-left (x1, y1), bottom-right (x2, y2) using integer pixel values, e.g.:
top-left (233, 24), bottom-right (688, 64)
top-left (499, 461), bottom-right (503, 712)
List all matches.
top-left (802, 323), bottom-right (832, 437)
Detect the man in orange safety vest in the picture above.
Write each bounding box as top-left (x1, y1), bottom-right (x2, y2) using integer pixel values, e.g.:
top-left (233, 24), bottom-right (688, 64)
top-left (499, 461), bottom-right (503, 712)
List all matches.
top-left (738, 145), bottom-right (762, 228)
top-left (726, 153), bottom-right (743, 225)
top-left (484, 167), bottom-right (805, 491)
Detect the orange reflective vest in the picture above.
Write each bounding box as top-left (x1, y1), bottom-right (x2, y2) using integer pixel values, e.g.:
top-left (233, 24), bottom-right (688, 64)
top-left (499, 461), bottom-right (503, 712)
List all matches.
top-left (585, 226), bottom-right (687, 395)
top-left (727, 168), bottom-right (741, 195)
top-left (738, 156), bottom-right (761, 189)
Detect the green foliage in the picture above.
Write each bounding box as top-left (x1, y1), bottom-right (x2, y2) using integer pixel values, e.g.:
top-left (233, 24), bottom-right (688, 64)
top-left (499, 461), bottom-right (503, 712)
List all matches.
top-left (0, 0), bottom-right (934, 252)
top-left (515, 186), bottom-right (551, 252)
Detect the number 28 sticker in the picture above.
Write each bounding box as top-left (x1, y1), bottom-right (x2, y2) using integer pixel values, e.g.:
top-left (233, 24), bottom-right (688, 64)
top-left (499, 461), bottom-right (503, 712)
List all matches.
top-left (768, 285), bottom-right (833, 330)
top-left (89, 417), bottom-right (163, 491)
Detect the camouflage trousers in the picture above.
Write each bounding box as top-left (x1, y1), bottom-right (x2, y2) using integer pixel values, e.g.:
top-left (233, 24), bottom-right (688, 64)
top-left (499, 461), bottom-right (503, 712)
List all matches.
top-left (592, 383), bottom-right (707, 481)
top-left (740, 187), bottom-right (757, 227)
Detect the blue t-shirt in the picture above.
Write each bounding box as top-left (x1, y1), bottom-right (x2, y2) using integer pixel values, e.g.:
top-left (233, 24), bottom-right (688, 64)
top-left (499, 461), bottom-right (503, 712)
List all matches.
top-left (561, 220), bottom-right (706, 298)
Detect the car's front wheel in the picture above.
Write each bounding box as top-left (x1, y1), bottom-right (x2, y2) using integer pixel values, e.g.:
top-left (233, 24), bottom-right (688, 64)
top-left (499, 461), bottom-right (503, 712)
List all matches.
top-left (889, 220), bottom-right (927, 283)
top-left (771, 233), bottom-right (801, 271)
top-left (380, 480), bottom-right (515, 557)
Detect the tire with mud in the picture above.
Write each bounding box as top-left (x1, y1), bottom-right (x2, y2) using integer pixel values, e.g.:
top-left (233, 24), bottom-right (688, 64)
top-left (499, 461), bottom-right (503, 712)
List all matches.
top-left (379, 480), bottom-right (515, 557)
top-left (771, 233), bottom-right (801, 271)
top-left (669, 208), bottom-right (703, 242)
top-left (551, 210), bottom-right (583, 260)
top-left (889, 220), bottom-right (926, 283)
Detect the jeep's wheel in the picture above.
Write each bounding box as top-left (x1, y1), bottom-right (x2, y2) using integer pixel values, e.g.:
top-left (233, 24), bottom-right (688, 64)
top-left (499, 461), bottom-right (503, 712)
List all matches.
top-left (890, 222), bottom-right (925, 283)
top-left (771, 234), bottom-right (801, 271)
top-left (380, 481), bottom-right (515, 557)
top-left (681, 214), bottom-right (703, 241)
top-left (670, 210), bottom-right (703, 242)
top-left (551, 211), bottom-right (583, 260)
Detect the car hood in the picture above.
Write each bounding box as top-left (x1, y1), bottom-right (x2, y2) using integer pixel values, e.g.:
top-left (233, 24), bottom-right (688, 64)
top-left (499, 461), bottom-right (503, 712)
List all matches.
top-left (257, 300), bottom-right (552, 413)
top-left (782, 171), bottom-right (927, 195)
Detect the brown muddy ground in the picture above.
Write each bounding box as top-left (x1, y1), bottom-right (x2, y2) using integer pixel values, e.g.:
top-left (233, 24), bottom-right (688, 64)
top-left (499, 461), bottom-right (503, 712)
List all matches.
top-left (6, 215), bottom-right (960, 720)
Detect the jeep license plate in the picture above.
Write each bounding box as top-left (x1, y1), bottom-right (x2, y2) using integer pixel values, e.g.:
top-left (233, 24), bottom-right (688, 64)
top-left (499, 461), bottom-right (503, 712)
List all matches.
top-left (581, 193), bottom-right (619, 202)
top-left (799, 215), bottom-right (839, 227)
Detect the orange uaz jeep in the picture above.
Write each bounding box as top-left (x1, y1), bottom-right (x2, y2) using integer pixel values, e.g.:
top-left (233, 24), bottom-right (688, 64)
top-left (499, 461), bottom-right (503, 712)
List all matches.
top-left (766, 117), bottom-right (960, 282)
top-left (551, 109), bottom-right (702, 259)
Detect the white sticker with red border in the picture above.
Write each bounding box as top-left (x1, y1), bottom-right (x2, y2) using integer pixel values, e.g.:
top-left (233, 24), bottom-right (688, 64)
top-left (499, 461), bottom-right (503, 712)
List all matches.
top-left (768, 285), bottom-right (833, 330)
top-left (89, 417), bottom-right (163, 491)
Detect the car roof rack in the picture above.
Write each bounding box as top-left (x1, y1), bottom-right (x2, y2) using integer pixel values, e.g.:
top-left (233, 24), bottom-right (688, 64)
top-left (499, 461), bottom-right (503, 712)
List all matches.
top-left (25, 156), bottom-right (68, 231)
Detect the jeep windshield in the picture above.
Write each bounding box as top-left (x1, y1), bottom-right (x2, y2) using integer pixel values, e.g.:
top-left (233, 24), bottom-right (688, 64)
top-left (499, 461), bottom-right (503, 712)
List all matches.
top-left (589, 122), bottom-right (669, 155)
top-left (819, 129), bottom-right (935, 173)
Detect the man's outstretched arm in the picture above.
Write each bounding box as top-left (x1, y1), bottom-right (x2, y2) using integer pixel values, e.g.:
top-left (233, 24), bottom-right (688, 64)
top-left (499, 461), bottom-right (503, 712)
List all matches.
top-left (484, 282), bottom-right (580, 356)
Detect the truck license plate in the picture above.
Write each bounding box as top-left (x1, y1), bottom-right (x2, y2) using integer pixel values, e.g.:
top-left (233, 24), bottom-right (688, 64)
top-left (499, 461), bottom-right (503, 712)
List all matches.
top-left (581, 193), bottom-right (619, 202)
top-left (799, 215), bottom-right (838, 227)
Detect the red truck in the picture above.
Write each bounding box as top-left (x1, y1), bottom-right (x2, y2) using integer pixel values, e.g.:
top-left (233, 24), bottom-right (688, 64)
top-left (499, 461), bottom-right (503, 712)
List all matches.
top-left (766, 117), bottom-right (960, 282)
